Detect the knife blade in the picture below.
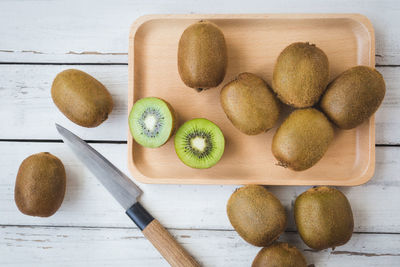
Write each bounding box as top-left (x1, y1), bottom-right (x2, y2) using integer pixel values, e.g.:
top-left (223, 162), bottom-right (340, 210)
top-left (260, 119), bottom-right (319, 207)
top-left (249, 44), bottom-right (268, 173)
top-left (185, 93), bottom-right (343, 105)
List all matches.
top-left (55, 124), bottom-right (142, 210)
top-left (55, 124), bottom-right (199, 267)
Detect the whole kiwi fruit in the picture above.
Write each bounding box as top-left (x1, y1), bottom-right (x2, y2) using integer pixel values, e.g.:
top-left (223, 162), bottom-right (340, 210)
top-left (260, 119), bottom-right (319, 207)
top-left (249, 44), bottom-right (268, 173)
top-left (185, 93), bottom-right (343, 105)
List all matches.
top-left (178, 20), bottom-right (227, 91)
top-left (220, 72), bottom-right (280, 135)
top-left (227, 185), bottom-right (287, 247)
top-left (14, 152), bottom-right (66, 217)
top-left (272, 42), bottom-right (329, 107)
top-left (252, 242), bottom-right (307, 267)
top-left (321, 65), bottom-right (386, 129)
top-left (272, 108), bottom-right (334, 171)
top-left (51, 69), bottom-right (113, 127)
top-left (294, 186), bottom-right (354, 250)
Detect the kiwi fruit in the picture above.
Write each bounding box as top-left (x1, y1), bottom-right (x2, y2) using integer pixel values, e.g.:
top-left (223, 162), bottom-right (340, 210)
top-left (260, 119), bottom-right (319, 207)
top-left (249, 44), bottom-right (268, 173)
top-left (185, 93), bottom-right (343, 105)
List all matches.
top-left (272, 42), bottom-right (329, 108)
top-left (174, 118), bottom-right (224, 169)
top-left (252, 242), bottom-right (307, 267)
top-left (272, 108), bottom-right (334, 171)
top-left (294, 186), bottom-right (354, 250)
top-left (51, 69), bottom-right (113, 127)
top-left (220, 72), bottom-right (280, 135)
top-left (321, 65), bottom-right (386, 129)
top-left (129, 97), bottom-right (176, 148)
top-left (227, 185), bottom-right (287, 247)
top-left (178, 20), bottom-right (227, 91)
top-left (14, 152), bottom-right (66, 217)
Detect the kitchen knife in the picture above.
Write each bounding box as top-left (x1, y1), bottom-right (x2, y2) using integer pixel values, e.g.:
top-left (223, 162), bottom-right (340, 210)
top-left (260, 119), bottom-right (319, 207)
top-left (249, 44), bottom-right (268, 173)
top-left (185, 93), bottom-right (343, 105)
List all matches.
top-left (55, 124), bottom-right (199, 267)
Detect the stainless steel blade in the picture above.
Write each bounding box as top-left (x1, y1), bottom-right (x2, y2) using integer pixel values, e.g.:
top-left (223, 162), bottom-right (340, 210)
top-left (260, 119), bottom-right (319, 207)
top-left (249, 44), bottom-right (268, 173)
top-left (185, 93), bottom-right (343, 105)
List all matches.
top-left (55, 124), bottom-right (142, 210)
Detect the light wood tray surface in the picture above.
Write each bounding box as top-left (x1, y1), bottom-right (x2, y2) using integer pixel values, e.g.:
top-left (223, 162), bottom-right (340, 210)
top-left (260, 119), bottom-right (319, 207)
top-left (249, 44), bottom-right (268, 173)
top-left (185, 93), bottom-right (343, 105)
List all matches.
top-left (128, 14), bottom-right (375, 185)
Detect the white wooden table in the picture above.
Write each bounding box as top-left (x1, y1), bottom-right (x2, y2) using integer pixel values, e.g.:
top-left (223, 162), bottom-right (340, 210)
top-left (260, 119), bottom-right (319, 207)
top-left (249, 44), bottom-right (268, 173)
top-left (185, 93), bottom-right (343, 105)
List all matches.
top-left (1, 1), bottom-right (400, 266)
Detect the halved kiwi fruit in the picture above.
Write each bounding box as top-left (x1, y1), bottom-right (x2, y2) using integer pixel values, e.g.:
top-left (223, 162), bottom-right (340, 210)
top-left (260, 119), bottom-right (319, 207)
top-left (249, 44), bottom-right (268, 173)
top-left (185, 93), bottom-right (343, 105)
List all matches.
top-left (129, 97), bottom-right (176, 148)
top-left (174, 118), bottom-right (225, 169)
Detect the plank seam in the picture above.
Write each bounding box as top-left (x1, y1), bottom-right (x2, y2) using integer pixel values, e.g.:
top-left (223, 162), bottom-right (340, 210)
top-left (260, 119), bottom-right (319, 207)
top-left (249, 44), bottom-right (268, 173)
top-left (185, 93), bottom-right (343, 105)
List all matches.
top-left (1, 224), bottom-right (399, 235)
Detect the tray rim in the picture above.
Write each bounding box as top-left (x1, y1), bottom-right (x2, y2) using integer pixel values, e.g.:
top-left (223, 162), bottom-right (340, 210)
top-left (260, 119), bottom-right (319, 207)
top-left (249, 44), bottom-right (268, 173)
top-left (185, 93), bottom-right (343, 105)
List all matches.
top-left (127, 13), bottom-right (376, 186)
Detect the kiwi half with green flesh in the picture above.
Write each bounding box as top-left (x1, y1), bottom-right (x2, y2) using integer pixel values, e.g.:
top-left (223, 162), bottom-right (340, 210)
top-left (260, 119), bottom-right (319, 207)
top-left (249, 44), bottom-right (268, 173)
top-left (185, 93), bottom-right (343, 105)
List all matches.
top-left (129, 97), bottom-right (176, 148)
top-left (174, 118), bottom-right (225, 169)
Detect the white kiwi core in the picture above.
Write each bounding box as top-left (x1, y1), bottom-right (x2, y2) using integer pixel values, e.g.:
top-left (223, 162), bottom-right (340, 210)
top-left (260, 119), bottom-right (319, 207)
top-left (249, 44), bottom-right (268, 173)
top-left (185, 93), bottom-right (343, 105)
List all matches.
top-left (191, 137), bottom-right (206, 152)
top-left (144, 114), bottom-right (157, 131)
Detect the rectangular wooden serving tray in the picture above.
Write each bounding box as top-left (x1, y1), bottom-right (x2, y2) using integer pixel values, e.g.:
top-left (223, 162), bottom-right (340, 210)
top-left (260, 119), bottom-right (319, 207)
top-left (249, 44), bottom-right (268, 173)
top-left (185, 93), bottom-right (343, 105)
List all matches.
top-left (128, 14), bottom-right (375, 186)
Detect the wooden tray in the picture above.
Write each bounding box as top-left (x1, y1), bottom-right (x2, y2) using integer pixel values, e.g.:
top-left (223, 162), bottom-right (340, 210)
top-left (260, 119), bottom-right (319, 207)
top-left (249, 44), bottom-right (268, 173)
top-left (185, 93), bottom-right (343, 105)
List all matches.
top-left (127, 14), bottom-right (375, 186)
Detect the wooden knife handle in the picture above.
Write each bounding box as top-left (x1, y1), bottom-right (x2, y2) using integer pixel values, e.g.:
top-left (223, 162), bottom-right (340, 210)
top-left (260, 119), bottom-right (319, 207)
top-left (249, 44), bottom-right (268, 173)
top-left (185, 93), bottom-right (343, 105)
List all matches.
top-left (143, 219), bottom-right (200, 267)
top-left (126, 202), bottom-right (200, 267)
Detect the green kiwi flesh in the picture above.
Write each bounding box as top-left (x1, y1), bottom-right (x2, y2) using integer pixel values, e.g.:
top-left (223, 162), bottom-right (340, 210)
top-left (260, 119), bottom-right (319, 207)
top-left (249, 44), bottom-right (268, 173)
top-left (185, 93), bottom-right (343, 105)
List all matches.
top-left (174, 118), bottom-right (225, 169)
top-left (129, 97), bottom-right (176, 148)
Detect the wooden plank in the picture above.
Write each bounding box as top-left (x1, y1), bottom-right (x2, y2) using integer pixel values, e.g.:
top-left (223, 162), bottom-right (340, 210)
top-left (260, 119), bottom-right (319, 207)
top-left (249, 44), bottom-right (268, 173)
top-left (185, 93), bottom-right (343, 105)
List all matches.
top-left (1, 142), bottom-right (399, 233)
top-left (375, 67), bottom-right (400, 145)
top-left (0, 0), bottom-right (399, 64)
top-left (1, 226), bottom-right (399, 266)
top-left (0, 65), bottom-right (398, 144)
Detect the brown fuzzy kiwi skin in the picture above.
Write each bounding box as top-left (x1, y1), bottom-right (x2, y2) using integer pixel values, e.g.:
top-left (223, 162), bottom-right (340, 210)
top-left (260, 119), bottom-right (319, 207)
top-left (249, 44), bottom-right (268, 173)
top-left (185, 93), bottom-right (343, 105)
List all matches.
top-left (14, 152), bottom-right (66, 217)
top-left (252, 242), bottom-right (307, 267)
top-left (272, 42), bottom-right (329, 108)
top-left (272, 108), bottom-right (334, 171)
top-left (220, 72), bottom-right (280, 135)
top-left (177, 20), bottom-right (227, 91)
top-left (163, 99), bottom-right (178, 143)
top-left (320, 65), bottom-right (386, 129)
top-left (51, 69), bottom-right (114, 127)
top-left (294, 186), bottom-right (354, 250)
top-left (227, 185), bottom-right (287, 247)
